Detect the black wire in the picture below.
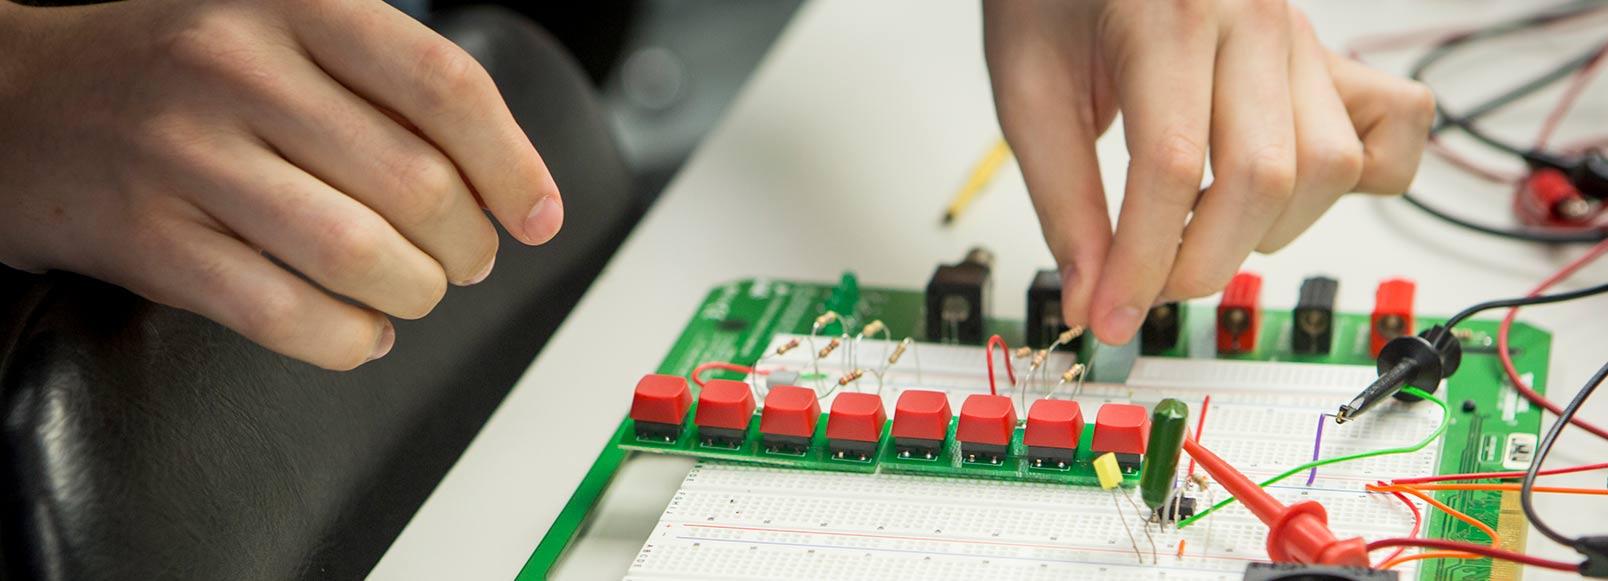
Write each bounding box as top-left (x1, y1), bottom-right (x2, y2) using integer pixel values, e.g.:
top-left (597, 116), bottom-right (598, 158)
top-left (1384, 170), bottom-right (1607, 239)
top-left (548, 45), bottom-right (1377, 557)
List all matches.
top-left (1521, 358), bottom-right (1608, 546)
top-left (1439, 280), bottom-right (1608, 332)
top-left (1432, 45), bottom-right (1608, 138)
top-left (1401, 191), bottom-right (1608, 243)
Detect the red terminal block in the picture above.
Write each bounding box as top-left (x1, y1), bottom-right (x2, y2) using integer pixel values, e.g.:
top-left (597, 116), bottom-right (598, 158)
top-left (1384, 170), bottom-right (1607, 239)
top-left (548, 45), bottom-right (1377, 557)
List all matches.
top-left (1183, 438), bottom-right (1368, 566)
top-left (1217, 272), bottom-right (1263, 354)
top-left (825, 392), bottom-right (886, 460)
top-left (891, 390), bottom-right (952, 459)
top-left (956, 394), bottom-right (1017, 464)
top-left (1024, 399), bottom-right (1084, 468)
top-left (760, 385), bottom-right (820, 454)
top-left (1091, 403), bottom-right (1150, 471)
top-left (1371, 279), bottom-right (1416, 357)
top-left (693, 379), bottom-right (756, 448)
top-left (630, 374), bottom-right (693, 442)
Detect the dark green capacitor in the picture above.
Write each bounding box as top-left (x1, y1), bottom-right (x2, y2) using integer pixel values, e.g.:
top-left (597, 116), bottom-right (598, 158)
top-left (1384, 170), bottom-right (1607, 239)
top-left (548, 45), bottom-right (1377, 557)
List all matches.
top-left (1140, 398), bottom-right (1190, 511)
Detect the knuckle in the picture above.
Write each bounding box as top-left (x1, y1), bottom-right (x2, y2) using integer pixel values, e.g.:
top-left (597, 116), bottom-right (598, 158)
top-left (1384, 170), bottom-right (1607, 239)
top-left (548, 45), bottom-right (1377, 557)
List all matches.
top-left (388, 153), bottom-right (462, 228)
top-left (1301, 140), bottom-right (1365, 191)
top-left (1167, 265), bottom-right (1231, 300)
top-left (317, 218), bottom-right (386, 279)
top-left (1400, 82), bottom-right (1438, 130)
top-left (164, 12), bottom-right (278, 93)
top-left (1237, 147), bottom-right (1298, 204)
top-left (1150, 132), bottom-right (1208, 186)
top-left (239, 286), bottom-right (302, 347)
top-left (416, 41), bottom-right (492, 113)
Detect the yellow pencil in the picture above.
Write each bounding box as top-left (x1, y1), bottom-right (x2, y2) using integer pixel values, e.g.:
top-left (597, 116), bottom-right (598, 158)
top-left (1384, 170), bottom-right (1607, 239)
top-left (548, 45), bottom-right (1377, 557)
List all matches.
top-left (942, 137), bottom-right (1012, 225)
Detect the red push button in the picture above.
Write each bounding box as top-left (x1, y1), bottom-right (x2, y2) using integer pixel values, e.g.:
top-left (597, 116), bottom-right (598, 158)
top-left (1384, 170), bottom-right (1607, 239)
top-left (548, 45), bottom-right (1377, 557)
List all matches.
top-left (826, 392), bottom-right (886, 442)
top-left (630, 374), bottom-right (692, 426)
top-left (694, 379), bottom-right (756, 430)
top-left (1092, 403), bottom-right (1150, 455)
top-left (761, 385), bottom-right (820, 438)
top-left (1024, 399), bottom-right (1084, 449)
top-left (956, 394), bottom-right (1017, 446)
top-left (891, 390), bottom-right (952, 441)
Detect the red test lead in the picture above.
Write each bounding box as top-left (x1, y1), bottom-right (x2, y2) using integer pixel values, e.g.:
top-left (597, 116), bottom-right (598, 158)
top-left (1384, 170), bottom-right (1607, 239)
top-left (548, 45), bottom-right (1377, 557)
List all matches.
top-left (1181, 437), bottom-right (1369, 567)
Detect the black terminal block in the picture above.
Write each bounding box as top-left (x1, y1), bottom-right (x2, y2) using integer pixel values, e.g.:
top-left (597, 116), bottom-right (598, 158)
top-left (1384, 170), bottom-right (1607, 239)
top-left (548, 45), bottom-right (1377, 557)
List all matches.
top-left (961, 442), bottom-right (1008, 465)
top-left (893, 437), bottom-right (944, 460)
top-left (1026, 269), bottom-right (1082, 350)
top-left (926, 248), bottom-right (993, 344)
top-left (697, 427), bottom-right (747, 449)
top-left (761, 434), bottom-right (811, 455)
top-left (634, 420), bottom-right (683, 443)
top-left (1242, 562), bottom-right (1398, 581)
top-left (1140, 302), bottom-right (1183, 355)
top-left (1027, 445), bottom-right (1077, 469)
top-left (827, 439), bottom-right (877, 462)
top-left (1293, 276), bottom-right (1338, 355)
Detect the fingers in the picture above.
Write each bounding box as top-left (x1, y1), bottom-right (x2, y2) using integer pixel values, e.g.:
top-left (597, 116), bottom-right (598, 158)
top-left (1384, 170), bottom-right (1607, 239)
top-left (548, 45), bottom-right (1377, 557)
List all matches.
top-left (1327, 51), bottom-right (1437, 195)
top-left (983, 0), bottom-right (1113, 331)
top-left (1257, 11), bottom-right (1364, 252)
top-left (245, 52), bottom-right (500, 286)
top-left (292, 1), bottom-right (563, 246)
top-left (1089, 2), bottom-right (1218, 344)
top-left (1166, 0), bottom-right (1297, 305)
top-left (119, 216), bottom-right (394, 371)
top-left (182, 139), bottom-right (449, 322)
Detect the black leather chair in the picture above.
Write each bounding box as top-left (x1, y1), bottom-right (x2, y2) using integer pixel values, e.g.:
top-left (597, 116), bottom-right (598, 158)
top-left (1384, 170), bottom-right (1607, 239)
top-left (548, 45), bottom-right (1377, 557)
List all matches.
top-left (0, 7), bottom-right (638, 580)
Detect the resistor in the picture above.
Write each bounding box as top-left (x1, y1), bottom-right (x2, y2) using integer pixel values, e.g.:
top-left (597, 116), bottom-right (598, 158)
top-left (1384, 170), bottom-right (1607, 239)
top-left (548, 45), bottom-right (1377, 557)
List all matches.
top-left (1188, 474), bottom-right (1210, 491)
top-left (861, 319), bottom-right (885, 337)
top-left (1452, 328), bottom-right (1475, 341)
top-left (888, 338), bottom-right (912, 364)
top-left (1030, 349), bottom-right (1048, 369)
top-left (774, 338), bottom-right (800, 356)
top-left (817, 337), bottom-right (841, 358)
top-left (813, 311), bottom-right (839, 329)
top-left (1060, 363), bottom-right (1085, 383)
top-left (1057, 325), bottom-right (1085, 345)
top-left (837, 369), bottom-right (864, 386)
top-left (1013, 346), bottom-right (1033, 359)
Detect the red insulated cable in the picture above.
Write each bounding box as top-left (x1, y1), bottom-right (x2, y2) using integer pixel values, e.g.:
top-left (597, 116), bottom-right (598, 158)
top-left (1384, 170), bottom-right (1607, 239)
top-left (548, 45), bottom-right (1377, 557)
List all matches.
top-left (1533, 42), bottom-right (1608, 149)
top-left (691, 362), bottom-right (768, 388)
top-left (1497, 239), bottom-right (1608, 441)
top-left (1185, 395), bottom-right (1212, 478)
top-left (1390, 461), bottom-right (1608, 485)
top-left (1364, 538), bottom-right (1579, 572)
top-left (984, 335), bottom-right (1016, 396)
top-left (1376, 487), bottom-right (1425, 568)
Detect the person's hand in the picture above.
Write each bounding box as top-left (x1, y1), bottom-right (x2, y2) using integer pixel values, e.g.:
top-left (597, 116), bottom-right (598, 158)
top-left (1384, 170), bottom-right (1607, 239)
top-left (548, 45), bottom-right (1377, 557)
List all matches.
top-left (984, 0), bottom-right (1435, 344)
top-left (0, 0), bottom-right (562, 369)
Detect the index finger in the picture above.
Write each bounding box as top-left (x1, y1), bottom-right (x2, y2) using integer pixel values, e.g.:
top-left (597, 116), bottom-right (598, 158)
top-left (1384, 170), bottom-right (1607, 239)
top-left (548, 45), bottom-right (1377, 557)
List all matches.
top-left (294, 2), bottom-right (563, 246)
top-left (1089, 3), bottom-right (1218, 344)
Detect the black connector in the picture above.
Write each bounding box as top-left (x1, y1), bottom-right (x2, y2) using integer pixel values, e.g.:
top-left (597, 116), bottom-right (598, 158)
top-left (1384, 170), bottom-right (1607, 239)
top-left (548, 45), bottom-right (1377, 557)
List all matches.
top-left (1140, 302), bottom-right (1182, 355)
top-left (1293, 276), bottom-right (1338, 355)
top-left (1241, 562), bottom-right (1398, 580)
top-left (1574, 535), bottom-right (1608, 578)
top-left (1337, 325), bottom-right (1462, 424)
top-left (1027, 269), bottom-right (1079, 350)
top-left (925, 248), bottom-right (993, 344)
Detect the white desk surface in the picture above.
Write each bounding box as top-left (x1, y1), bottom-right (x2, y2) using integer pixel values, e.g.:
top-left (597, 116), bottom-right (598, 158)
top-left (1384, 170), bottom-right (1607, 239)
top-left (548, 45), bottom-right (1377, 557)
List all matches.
top-left (372, 1), bottom-right (1608, 578)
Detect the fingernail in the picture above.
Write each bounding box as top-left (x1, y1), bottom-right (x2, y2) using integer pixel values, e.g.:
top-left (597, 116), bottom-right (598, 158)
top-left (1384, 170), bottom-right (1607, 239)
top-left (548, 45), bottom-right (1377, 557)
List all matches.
top-left (1101, 305), bottom-right (1143, 342)
top-left (368, 320), bottom-right (395, 363)
top-left (465, 254), bottom-right (496, 285)
top-left (522, 196), bottom-right (563, 245)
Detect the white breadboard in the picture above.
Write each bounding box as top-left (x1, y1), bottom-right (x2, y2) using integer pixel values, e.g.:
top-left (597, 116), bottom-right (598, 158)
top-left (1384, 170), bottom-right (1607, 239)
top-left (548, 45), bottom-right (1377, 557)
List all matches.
top-left (624, 337), bottom-right (1438, 580)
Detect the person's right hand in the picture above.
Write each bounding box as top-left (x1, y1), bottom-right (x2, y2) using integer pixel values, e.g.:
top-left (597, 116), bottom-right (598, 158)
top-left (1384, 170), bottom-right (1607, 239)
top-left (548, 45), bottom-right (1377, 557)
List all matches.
top-left (985, 0), bottom-right (1436, 345)
top-left (0, 0), bottom-right (563, 369)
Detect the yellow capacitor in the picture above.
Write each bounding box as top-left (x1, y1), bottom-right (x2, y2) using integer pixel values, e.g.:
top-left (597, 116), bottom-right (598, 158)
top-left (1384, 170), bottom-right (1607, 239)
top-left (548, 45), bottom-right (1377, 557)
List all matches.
top-left (1093, 452), bottom-right (1122, 489)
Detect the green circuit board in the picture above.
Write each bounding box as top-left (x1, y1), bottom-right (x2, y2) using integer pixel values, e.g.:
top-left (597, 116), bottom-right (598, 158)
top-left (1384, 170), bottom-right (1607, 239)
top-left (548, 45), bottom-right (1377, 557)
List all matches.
top-left (521, 276), bottom-right (1551, 581)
